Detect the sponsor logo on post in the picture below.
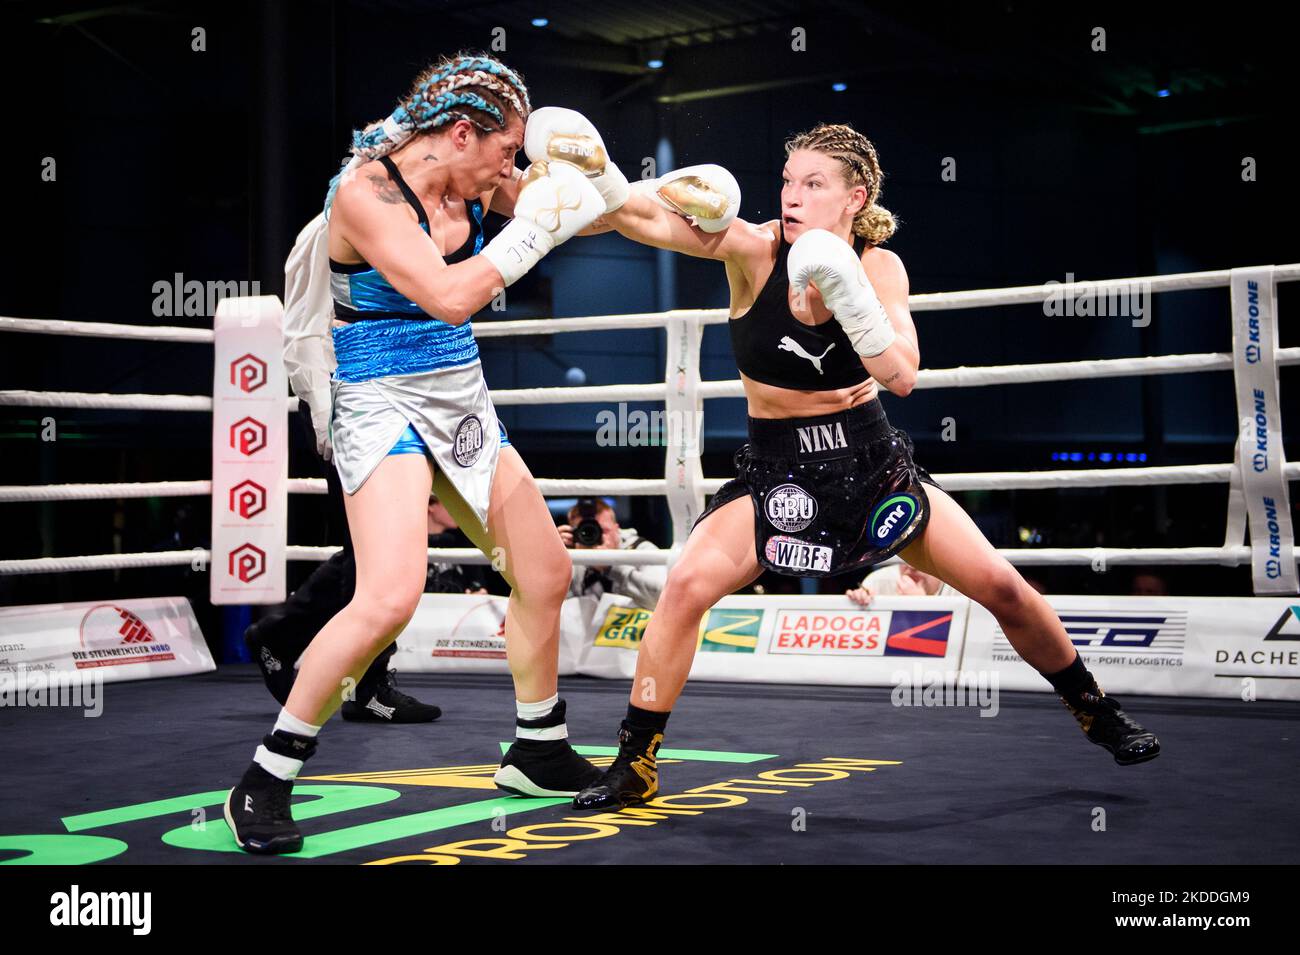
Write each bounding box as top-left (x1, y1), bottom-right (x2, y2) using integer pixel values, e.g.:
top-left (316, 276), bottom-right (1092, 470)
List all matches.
top-left (229, 416), bottom-right (267, 456)
top-left (228, 479), bottom-right (267, 519)
top-left (228, 543), bottom-right (267, 583)
top-left (230, 353), bottom-right (268, 393)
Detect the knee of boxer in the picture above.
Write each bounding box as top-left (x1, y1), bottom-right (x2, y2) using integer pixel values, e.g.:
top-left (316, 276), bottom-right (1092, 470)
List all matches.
top-left (350, 585), bottom-right (424, 642)
top-left (512, 550), bottom-right (573, 607)
top-left (658, 564), bottom-right (722, 620)
top-left (975, 561), bottom-right (1031, 620)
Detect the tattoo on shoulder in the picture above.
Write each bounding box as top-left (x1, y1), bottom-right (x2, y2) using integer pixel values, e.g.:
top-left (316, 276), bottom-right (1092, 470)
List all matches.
top-left (366, 174), bottom-right (405, 204)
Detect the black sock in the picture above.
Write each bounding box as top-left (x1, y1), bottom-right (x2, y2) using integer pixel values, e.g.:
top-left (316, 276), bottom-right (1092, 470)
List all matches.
top-left (625, 703), bottom-right (670, 733)
top-left (1044, 652), bottom-right (1100, 705)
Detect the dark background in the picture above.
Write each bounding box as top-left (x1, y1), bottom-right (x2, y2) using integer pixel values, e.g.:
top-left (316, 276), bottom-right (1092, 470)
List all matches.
top-left (1, 0), bottom-right (1296, 648)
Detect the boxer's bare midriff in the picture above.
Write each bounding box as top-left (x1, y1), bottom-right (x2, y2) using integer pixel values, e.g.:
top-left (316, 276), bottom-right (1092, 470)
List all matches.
top-left (741, 372), bottom-right (878, 419)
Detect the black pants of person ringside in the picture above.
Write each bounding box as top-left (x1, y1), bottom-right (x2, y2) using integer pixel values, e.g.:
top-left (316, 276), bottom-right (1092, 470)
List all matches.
top-left (571, 397), bottom-right (1160, 813)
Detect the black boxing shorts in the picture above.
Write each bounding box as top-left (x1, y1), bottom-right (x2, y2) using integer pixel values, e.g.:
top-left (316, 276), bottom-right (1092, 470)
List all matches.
top-left (693, 399), bottom-right (940, 578)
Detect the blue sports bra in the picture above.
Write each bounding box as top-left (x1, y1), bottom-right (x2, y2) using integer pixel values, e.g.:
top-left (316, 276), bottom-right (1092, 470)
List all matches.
top-left (328, 155), bottom-right (485, 323)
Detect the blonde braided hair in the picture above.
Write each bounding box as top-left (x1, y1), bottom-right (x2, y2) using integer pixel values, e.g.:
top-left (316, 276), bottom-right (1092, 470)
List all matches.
top-left (785, 123), bottom-right (897, 244)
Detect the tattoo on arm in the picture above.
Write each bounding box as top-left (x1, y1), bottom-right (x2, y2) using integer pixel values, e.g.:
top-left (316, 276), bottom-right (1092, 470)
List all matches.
top-left (880, 371), bottom-right (902, 384)
top-left (367, 174), bottom-right (406, 205)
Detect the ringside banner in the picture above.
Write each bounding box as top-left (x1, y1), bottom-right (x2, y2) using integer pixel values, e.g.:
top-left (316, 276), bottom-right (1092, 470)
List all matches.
top-left (392, 593), bottom-right (591, 675)
top-left (963, 595), bottom-right (1300, 700)
top-left (0, 597), bottom-right (214, 686)
top-left (577, 593), bottom-right (967, 685)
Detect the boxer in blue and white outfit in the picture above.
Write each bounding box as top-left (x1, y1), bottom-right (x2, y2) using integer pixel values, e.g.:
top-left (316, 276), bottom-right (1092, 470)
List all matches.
top-left (225, 54), bottom-right (627, 854)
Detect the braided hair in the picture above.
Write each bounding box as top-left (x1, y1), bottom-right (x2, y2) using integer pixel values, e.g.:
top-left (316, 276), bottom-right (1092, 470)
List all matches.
top-left (325, 52), bottom-right (530, 213)
top-left (784, 123), bottom-right (896, 245)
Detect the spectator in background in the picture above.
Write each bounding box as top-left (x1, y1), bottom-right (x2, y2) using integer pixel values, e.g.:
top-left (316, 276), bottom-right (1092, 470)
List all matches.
top-left (846, 562), bottom-right (956, 607)
top-left (558, 498), bottom-right (665, 610)
top-left (1130, 571), bottom-right (1169, 596)
top-left (425, 496), bottom-right (488, 595)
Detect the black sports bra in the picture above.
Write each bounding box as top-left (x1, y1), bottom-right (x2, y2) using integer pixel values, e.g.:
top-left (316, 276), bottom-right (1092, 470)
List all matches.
top-left (729, 232), bottom-right (872, 391)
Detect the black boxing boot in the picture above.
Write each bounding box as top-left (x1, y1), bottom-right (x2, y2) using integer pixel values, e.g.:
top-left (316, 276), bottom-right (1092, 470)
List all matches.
top-left (573, 706), bottom-right (668, 810)
top-left (493, 698), bottom-right (602, 797)
top-left (1047, 653), bottom-right (1160, 765)
top-left (224, 729), bottom-right (318, 854)
top-left (341, 646), bottom-right (442, 724)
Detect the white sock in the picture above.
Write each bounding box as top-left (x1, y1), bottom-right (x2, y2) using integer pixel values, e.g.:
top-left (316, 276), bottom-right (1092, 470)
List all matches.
top-left (515, 694), bottom-right (559, 721)
top-left (274, 708), bottom-right (321, 738)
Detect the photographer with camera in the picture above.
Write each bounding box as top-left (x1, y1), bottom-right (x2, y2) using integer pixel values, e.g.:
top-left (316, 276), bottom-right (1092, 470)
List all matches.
top-left (557, 499), bottom-right (666, 610)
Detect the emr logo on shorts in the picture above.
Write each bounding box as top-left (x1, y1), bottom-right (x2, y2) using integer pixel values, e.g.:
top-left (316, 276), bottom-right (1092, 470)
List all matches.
top-left (765, 483), bottom-right (817, 532)
top-left (870, 494), bottom-right (919, 547)
top-left (453, 415), bottom-right (484, 467)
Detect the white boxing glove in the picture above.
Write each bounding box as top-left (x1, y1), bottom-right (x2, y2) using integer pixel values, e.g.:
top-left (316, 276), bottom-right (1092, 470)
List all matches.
top-left (481, 161), bottom-right (604, 287)
top-left (786, 229), bottom-right (895, 358)
top-left (630, 164), bottom-right (740, 234)
top-left (525, 106), bottom-right (629, 213)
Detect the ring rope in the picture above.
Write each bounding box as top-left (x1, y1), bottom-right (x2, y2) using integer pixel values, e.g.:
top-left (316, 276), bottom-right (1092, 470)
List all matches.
top-left (6, 348), bottom-right (1298, 412)
top-left (2, 545), bottom-right (1286, 576)
top-left (1, 263), bottom-right (1294, 579)
top-left (3, 463), bottom-right (1297, 504)
top-left (5, 262), bottom-right (1296, 342)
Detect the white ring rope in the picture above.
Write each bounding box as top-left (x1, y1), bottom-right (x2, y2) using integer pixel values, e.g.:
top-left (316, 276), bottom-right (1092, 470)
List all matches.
top-left (1, 263), bottom-right (1295, 577)
top-left (4, 263), bottom-right (1296, 344)
top-left (4, 463), bottom-right (1297, 504)
top-left (0, 546), bottom-right (673, 576)
top-left (0, 316), bottom-right (214, 343)
top-left (906, 263), bottom-right (1300, 311)
top-left (6, 348), bottom-right (1298, 413)
top-left (0, 391), bottom-right (302, 413)
top-left (2, 545), bottom-right (1288, 577)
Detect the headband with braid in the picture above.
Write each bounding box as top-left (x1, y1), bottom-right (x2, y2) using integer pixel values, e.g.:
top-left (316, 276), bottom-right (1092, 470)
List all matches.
top-left (324, 54), bottom-right (530, 215)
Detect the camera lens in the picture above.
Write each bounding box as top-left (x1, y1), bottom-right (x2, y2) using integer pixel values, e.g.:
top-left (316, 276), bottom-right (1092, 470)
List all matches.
top-left (574, 519), bottom-right (603, 547)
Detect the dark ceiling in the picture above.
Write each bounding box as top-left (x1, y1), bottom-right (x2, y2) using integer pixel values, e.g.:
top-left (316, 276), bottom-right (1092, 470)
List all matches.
top-left (11, 0), bottom-right (1289, 131)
